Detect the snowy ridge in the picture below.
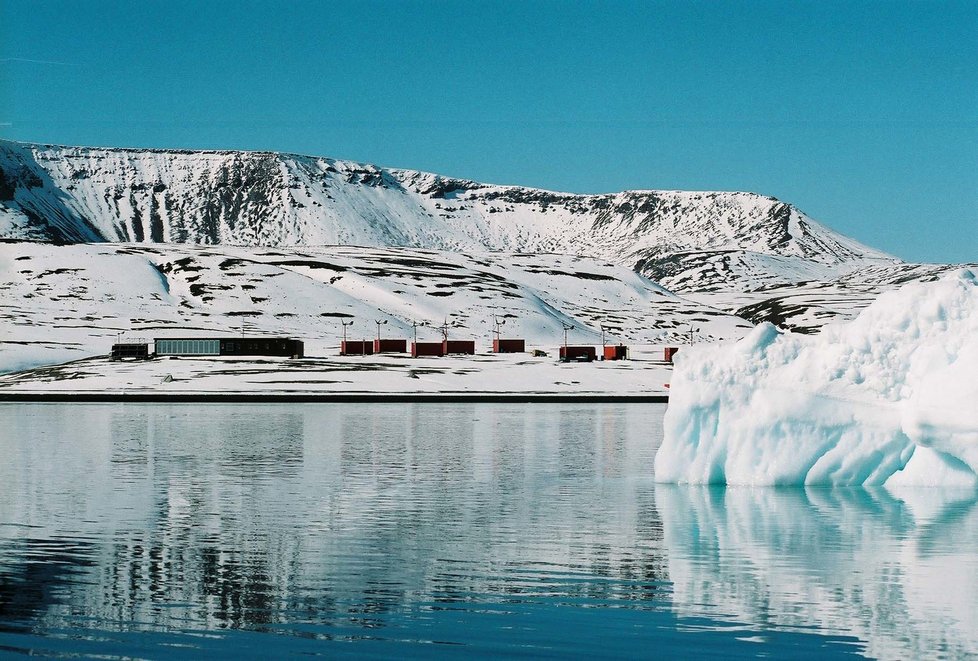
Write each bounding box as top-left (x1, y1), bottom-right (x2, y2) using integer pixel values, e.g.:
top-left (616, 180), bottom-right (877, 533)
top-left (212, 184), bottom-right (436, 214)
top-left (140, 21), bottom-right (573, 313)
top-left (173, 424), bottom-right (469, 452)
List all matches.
top-left (0, 140), bottom-right (894, 290)
top-left (0, 241), bottom-right (751, 373)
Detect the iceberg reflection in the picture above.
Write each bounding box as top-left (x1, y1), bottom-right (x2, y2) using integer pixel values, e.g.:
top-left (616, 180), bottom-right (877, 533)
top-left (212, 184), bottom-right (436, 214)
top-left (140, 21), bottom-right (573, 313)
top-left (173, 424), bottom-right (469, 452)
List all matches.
top-left (656, 484), bottom-right (978, 659)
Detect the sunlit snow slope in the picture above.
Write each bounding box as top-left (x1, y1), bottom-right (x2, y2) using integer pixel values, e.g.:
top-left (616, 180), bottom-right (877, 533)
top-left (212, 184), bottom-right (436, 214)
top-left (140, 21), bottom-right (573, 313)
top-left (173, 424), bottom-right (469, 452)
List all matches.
top-left (0, 140), bottom-right (894, 291)
top-left (0, 241), bottom-right (751, 373)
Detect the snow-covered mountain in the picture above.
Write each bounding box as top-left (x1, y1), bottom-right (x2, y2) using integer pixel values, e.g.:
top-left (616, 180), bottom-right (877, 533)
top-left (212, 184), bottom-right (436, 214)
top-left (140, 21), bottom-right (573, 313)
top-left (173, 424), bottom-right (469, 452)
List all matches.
top-left (5, 139), bottom-right (949, 355)
top-left (0, 140), bottom-right (895, 290)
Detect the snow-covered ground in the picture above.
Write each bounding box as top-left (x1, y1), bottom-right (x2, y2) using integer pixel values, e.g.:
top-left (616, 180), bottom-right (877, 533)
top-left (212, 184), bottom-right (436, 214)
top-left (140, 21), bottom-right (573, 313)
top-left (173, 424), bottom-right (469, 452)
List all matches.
top-left (655, 269), bottom-right (978, 486)
top-left (0, 241), bottom-right (735, 388)
top-left (0, 346), bottom-right (674, 397)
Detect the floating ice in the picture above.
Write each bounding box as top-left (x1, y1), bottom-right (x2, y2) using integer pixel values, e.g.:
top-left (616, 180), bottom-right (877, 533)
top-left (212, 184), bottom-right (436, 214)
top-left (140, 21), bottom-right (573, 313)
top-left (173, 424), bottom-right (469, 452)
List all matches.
top-left (655, 269), bottom-right (978, 486)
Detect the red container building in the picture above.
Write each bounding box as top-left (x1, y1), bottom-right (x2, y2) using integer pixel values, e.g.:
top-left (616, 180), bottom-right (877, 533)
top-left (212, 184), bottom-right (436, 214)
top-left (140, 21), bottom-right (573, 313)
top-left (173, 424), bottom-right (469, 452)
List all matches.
top-left (603, 344), bottom-right (629, 361)
top-left (412, 342), bottom-right (445, 357)
top-left (111, 342), bottom-right (150, 360)
top-left (443, 340), bottom-right (476, 355)
top-left (559, 346), bottom-right (596, 362)
top-left (374, 339), bottom-right (407, 353)
top-left (664, 347), bottom-right (679, 363)
top-left (341, 341), bottom-right (374, 356)
top-left (492, 338), bottom-right (525, 353)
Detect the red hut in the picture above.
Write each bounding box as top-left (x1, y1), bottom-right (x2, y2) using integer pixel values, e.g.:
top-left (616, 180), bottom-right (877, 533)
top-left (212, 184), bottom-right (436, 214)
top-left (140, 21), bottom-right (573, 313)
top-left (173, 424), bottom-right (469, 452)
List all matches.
top-left (443, 340), bottom-right (476, 355)
top-left (374, 339), bottom-right (407, 353)
top-left (412, 342), bottom-right (445, 357)
top-left (492, 338), bottom-right (525, 353)
top-left (603, 344), bottom-right (629, 361)
top-left (559, 346), bottom-right (596, 362)
top-left (664, 347), bottom-right (679, 363)
top-left (341, 340), bottom-right (374, 356)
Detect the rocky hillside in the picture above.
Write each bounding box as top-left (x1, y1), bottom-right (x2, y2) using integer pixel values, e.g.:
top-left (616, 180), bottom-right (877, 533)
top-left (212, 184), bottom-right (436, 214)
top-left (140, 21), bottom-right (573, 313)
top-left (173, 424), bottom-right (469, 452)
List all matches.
top-left (0, 141), bottom-right (895, 291)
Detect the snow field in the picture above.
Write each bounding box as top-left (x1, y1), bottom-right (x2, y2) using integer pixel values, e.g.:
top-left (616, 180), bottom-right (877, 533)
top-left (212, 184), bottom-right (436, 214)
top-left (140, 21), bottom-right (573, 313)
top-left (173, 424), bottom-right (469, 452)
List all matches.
top-left (0, 346), bottom-right (675, 396)
top-left (0, 242), bottom-right (744, 385)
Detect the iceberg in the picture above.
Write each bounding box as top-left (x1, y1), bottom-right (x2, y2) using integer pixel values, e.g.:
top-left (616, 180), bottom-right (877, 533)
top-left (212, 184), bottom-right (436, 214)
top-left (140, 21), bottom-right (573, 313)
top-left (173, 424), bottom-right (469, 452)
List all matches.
top-left (655, 269), bottom-right (978, 486)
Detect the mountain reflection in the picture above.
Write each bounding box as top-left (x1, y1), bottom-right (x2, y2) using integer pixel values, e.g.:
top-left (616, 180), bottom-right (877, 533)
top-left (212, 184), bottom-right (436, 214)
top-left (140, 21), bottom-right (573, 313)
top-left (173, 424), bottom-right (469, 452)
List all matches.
top-left (656, 484), bottom-right (978, 659)
top-left (0, 402), bottom-right (667, 646)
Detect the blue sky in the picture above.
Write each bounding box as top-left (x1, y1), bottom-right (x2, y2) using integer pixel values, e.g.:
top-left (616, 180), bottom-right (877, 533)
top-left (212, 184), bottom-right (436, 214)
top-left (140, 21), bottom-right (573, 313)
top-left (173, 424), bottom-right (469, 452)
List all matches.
top-left (1, 1), bottom-right (975, 263)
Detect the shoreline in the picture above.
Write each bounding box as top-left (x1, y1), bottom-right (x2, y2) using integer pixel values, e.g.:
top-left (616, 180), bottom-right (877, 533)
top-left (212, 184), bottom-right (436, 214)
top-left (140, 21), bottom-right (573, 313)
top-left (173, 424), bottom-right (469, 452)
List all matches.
top-left (0, 391), bottom-right (668, 404)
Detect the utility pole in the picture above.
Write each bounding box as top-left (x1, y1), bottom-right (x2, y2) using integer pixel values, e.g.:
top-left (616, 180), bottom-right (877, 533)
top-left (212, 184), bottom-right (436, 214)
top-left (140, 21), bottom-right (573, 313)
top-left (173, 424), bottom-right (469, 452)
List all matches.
top-left (492, 316), bottom-right (509, 346)
top-left (600, 323), bottom-right (607, 349)
top-left (375, 319), bottom-right (387, 341)
top-left (412, 320), bottom-right (423, 345)
top-left (562, 322), bottom-right (574, 348)
top-left (340, 319), bottom-right (354, 344)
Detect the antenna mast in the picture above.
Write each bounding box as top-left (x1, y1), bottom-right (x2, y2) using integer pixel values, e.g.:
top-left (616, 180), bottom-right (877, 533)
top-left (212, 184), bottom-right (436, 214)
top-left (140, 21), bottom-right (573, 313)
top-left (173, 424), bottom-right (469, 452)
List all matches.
top-left (561, 322), bottom-right (574, 348)
top-left (340, 319), bottom-right (354, 344)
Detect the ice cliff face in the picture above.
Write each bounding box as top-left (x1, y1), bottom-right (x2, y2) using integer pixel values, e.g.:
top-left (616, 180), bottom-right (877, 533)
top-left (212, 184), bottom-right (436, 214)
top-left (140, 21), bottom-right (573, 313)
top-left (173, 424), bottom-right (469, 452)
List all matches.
top-left (655, 269), bottom-right (978, 486)
top-left (0, 140), bottom-right (894, 291)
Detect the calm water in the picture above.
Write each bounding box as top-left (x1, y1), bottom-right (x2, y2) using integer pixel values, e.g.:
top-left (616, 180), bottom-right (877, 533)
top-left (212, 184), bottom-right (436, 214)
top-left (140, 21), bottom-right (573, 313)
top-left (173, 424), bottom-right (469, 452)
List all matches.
top-left (1, 403), bottom-right (976, 659)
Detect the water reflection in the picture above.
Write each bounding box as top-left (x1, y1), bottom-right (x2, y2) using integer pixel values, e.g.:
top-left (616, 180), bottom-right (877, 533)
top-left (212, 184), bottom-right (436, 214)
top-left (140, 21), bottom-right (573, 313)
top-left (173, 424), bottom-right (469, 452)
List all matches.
top-left (5, 402), bottom-right (967, 657)
top-left (0, 535), bottom-right (96, 633)
top-left (656, 484), bottom-right (978, 659)
top-left (0, 403), bottom-right (674, 656)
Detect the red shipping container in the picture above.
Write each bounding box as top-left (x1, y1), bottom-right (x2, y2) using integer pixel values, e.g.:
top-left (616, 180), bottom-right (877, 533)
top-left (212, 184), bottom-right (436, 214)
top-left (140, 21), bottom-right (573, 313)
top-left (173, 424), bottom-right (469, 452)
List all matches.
top-left (493, 338), bottom-right (525, 353)
top-left (374, 338), bottom-right (407, 353)
top-left (603, 345), bottom-right (628, 360)
top-left (412, 342), bottom-right (445, 357)
top-left (664, 347), bottom-right (679, 363)
top-left (559, 346), bottom-right (596, 362)
top-left (443, 340), bottom-right (476, 355)
top-left (341, 340), bottom-right (374, 356)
